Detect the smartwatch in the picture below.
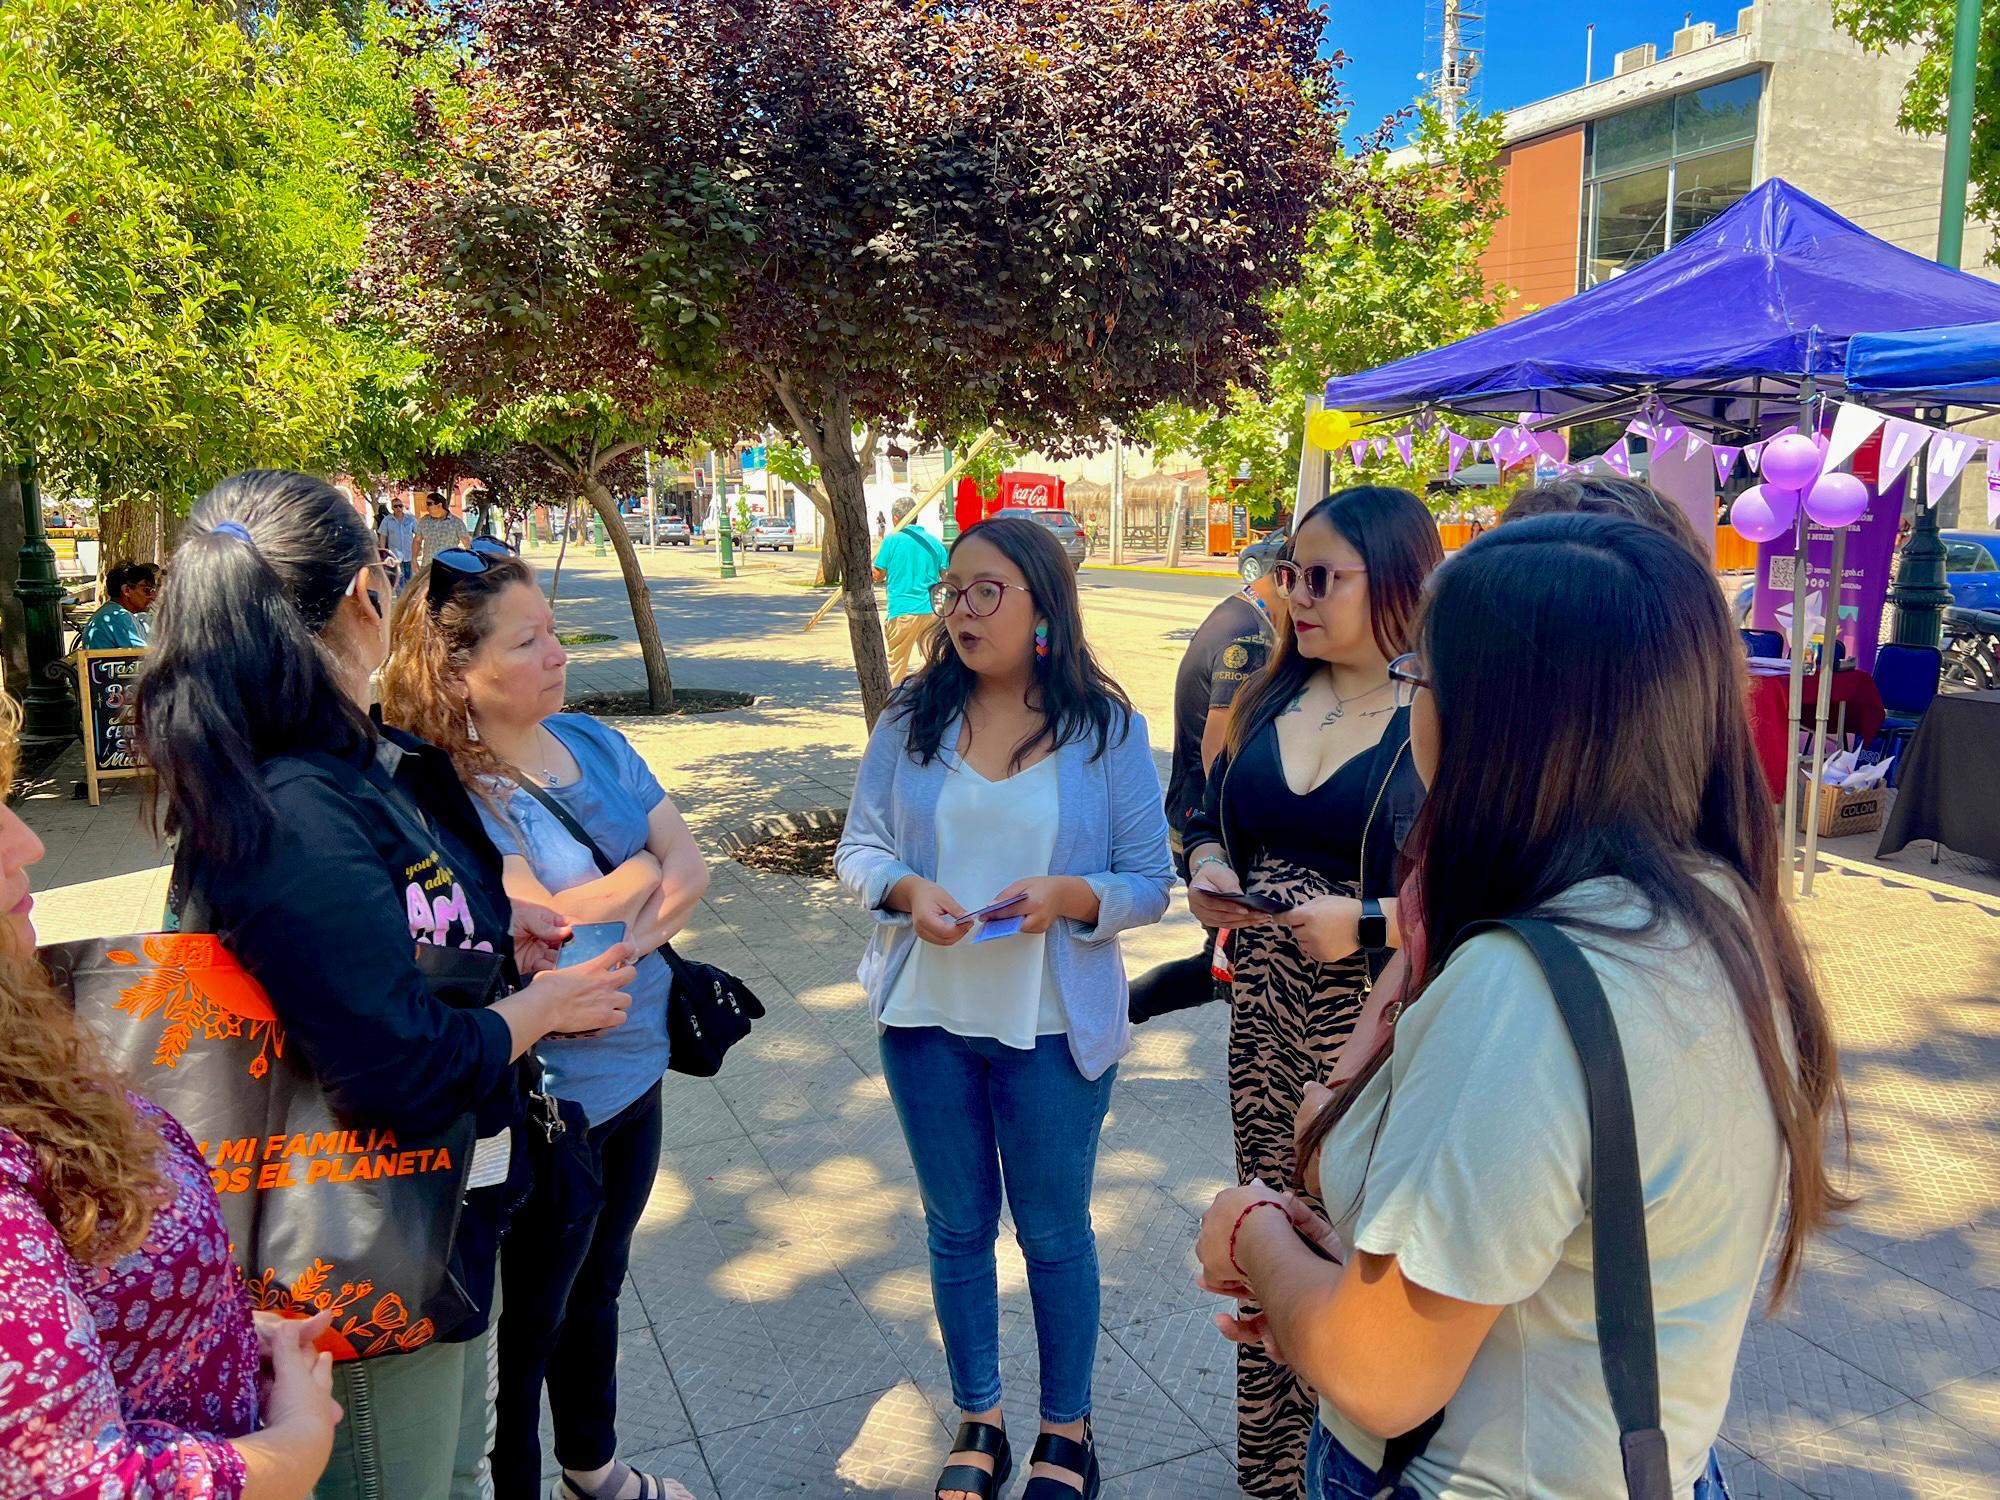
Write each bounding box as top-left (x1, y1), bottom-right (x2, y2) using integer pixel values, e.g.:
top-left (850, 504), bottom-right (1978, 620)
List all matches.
top-left (1357, 897), bottom-right (1388, 952)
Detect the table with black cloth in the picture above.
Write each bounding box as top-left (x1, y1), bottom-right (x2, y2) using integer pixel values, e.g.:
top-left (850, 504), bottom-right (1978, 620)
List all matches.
top-left (1877, 690), bottom-right (2000, 863)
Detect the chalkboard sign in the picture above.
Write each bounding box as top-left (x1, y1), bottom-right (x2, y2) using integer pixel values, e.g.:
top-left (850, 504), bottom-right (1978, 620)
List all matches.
top-left (75, 649), bottom-right (147, 804)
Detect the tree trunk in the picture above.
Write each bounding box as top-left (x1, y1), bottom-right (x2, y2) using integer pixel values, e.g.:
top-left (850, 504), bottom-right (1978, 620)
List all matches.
top-left (817, 428), bottom-right (892, 725)
top-left (98, 493), bottom-right (163, 573)
top-left (811, 498), bottom-right (843, 588)
top-left (0, 467), bottom-right (25, 707)
top-left (578, 472), bottom-right (674, 710)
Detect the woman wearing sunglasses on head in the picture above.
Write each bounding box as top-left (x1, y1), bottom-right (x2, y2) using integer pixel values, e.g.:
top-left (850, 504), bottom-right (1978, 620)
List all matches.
top-left (137, 472), bottom-right (638, 1500)
top-left (835, 517), bottom-right (1173, 1500)
top-left (381, 540), bottom-right (707, 1500)
top-left (1178, 485), bottom-right (1442, 1499)
top-left (1194, 516), bottom-right (1848, 1499)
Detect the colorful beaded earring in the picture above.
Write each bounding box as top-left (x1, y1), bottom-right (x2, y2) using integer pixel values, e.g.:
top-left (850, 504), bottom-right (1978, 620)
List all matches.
top-left (1034, 621), bottom-right (1050, 660)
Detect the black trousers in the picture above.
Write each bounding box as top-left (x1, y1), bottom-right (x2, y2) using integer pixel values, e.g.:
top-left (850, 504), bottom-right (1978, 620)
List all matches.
top-left (491, 1084), bottom-right (664, 1496)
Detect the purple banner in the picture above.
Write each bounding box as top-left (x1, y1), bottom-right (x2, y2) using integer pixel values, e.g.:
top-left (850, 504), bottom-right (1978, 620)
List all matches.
top-left (1750, 430), bottom-right (1900, 671)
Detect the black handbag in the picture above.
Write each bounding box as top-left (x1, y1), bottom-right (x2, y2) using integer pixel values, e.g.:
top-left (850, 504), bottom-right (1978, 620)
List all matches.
top-left (1375, 917), bottom-right (1673, 1500)
top-left (510, 777), bottom-right (762, 1078)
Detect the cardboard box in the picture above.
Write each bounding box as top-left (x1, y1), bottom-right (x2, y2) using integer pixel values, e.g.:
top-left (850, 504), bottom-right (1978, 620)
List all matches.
top-left (1799, 778), bottom-right (1886, 839)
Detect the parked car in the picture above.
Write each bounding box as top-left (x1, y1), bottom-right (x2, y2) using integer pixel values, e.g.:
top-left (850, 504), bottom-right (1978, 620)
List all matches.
top-left (1004, 506), bottom-right (1089, 567)
top-left (1237, 533), bottom-right (1286, 583)
top-left (658, 515), bottom-right (692, 546)
top-left (749, 517), bottom-right (797, 551)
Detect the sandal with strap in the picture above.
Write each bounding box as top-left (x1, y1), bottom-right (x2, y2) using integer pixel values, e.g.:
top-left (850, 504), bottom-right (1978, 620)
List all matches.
top-left (935, 1417), bottom-right (1014, 1500)
top-left (1021, 1423), bottom-right (1100, 1500)
top-left (555, 1461), bottom-right (695, 1500)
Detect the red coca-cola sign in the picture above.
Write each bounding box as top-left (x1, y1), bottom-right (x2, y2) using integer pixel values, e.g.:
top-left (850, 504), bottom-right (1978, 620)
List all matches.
top-left (997, 472), bottom-right (1065, 510)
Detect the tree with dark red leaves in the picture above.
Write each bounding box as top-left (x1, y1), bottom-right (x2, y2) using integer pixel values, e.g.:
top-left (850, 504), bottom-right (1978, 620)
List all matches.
top-left (373, 0), bottom-right (1370, 723)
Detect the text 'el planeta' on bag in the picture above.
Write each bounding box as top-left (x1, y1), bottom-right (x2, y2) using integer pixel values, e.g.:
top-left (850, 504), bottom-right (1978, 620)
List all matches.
top-left (45, 932), bottom-right (480, 1360)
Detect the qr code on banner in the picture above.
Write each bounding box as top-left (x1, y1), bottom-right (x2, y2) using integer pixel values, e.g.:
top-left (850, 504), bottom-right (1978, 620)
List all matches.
top-left (1767, 556), bottom-right (1797, 592)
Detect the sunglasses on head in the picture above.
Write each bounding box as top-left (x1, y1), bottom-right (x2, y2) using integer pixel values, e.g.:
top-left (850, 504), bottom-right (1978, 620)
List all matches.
top-left (426, 535), bottom-right (519, 607)
top-left (1271, 560), bottom-right (1368, 604)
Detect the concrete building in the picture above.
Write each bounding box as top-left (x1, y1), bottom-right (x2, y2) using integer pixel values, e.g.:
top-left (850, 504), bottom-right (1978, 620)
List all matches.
top-left (1478, 1), bottom-right (1996, 318)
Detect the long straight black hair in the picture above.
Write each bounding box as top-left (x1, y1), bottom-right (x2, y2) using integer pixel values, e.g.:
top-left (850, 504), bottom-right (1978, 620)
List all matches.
top-left (1314, 514), bottom-right (1848, 1306)
top-left (897, 514), bottom-right (1132, 768)
top-left (1224, 485), bottom-right (1442, 757)
top-left (135, 470), bottom-right (380, 865)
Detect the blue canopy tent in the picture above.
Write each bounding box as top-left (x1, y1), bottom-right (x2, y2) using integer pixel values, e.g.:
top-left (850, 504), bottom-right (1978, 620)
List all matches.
top-left (1317, 179), bottom-right (2000, 894)
top-left (1846, 319), bottom-right (2000, 406)
top-left (1322, 179), bottom-right (2000, 437)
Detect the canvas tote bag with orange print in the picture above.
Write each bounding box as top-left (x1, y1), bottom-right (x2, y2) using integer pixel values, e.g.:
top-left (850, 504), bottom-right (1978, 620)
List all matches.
top-left (45, 932), bottom-right (480, 1360)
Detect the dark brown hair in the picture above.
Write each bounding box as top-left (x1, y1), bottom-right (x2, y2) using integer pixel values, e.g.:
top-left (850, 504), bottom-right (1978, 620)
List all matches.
top-left (1303, 515), bottom-right (1848, 1308)
top-left (1225, 485), bottom-right (1442, 757)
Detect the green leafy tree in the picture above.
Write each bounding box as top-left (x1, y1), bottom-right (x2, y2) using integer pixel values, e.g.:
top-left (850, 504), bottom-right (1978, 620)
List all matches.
top-left (417, 0), bottom-right (1372, 725)
top-left (1833, 0), bottom-right (1999, 260)
top-left (1136, 106), bottom-right (1514, 519)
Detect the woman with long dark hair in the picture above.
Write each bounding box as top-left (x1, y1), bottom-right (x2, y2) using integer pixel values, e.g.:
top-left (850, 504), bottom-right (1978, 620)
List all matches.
top-left (835, 517), bottom-right (1173, 1500)
top-left (136, 471), bottom-right (636, 1500)
top-left (1177, 484), bottom-right (1441, 1499)
top-left (1196, 515), bottom-right (1849, 1499)
top-left (380, 545), bottom-right (706, 1500)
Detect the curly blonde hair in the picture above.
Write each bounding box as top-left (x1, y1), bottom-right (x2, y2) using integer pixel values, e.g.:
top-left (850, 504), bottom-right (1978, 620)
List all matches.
top-left (0, 696), bottom-right (166, 1262)
top-left (379, 556), bottom-right (541, 802)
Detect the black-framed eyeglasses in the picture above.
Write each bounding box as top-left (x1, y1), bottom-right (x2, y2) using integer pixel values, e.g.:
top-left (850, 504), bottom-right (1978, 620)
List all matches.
top-left (1388, 652), bottom-right (1430, 709)
top-left (426, 535), bottom-right (519, 607)
top-left (929, 579), bottom-right (1031, 619)
top-left (1271, 560), bottom-right (1367, 604)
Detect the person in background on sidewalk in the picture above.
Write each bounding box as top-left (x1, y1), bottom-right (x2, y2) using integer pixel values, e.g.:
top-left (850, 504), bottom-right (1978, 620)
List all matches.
top-left (835, 516), bottom-right (1173, 1500)
top-left (1198, 515), bottom-right (1850, 1500)
top-left (414, 489), bottom-right (471, 574)
top-left (80, 560), bottom-right (159, 649)
top-left (1180, 485), bottom-right (1441, 1500)
top-left (381, 544), bottom-right (706, 1500)
top-left (136, 470), bottom-right (636, 1500)
top-left (874, 496), bottom-right (950, 685)
top-left (1127, 536), bottom-right (1284, 1022)
top-left (0, 694), bottom-right (343, 1500)
top-left (378, 492), bottom-right (418, 593)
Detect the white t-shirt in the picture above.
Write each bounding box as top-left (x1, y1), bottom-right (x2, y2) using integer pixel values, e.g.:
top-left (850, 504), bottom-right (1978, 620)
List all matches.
top-left (879, 753), bottom-right (1066, 1046)
top-left (1315, 878), bottom-right (1785, 1498)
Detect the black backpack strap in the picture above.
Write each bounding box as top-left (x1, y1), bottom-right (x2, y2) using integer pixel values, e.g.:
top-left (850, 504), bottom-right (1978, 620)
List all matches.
top-left (509, 776), bottom-right (616, 877)
top-left (1462, 917), bottom-right (1672, 1500)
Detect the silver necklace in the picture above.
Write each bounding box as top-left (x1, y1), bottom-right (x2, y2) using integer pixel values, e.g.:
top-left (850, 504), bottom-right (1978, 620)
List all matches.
top-left (534, 725), bottom-right (563, 786)
top-left (1319, 677), bottom-right (1393, 726)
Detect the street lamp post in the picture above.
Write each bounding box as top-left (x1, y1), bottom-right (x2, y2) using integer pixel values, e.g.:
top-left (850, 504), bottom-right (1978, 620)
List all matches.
top-left (14, 450), bottom-right (77, 742)
top-left (715, 457), bottom-right (737, 580)
top-left (1888, 0), bottom-right (1980, 650)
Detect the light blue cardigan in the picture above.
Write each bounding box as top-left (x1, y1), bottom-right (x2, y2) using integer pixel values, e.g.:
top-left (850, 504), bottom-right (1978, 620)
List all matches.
top-left (834, 705), bottom-right (1175, 1080)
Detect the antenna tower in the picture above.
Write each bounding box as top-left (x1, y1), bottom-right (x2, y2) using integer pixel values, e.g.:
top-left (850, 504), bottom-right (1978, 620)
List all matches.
top-left (1424, 0), bottom-right (1484, 127)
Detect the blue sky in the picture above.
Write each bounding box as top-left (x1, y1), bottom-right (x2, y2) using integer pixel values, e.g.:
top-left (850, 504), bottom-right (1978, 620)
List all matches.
top-left (1326, 2), bottom-right (1749, 143)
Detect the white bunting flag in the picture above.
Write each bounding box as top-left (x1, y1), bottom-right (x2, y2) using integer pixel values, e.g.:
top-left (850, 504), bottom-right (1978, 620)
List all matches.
top-left (1989, 442), bottom-right (2000, 525)
top-left (1924, 429), bottom-right (1979, 503)
top-left (1876, 415), bottom-right (1935, 490)
top-left (1823, 402), bottom-right (1885, 475)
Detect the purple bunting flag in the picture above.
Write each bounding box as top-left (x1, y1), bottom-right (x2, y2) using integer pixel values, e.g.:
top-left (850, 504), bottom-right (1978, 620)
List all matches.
top-left (1926, 429), bottom-right (1979, 500)
top-left (1446, 430), bottom-right (1470, 476)
top-left (1990, 443), bottom-right (2000, 525)
top-left (1394, 432), bottom-right (1414, 467)
top-left (1876, 415), bottom-right (1934, 489)
top-left (1711, 444), bottom-right (1741, 485)
top-left (1370, 437), bottom-right (1389, 461)
top-left (1349, 440), bottom-right (1369, 467)
top-left (1602, 445), bottom-right (1633, 477)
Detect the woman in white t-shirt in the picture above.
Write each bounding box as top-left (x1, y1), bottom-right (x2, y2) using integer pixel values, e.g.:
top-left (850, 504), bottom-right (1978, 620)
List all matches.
top-left (836, 516), bottom-right (1174, 1500)
top-left (1195, 514), bottom-right (1850, 1498)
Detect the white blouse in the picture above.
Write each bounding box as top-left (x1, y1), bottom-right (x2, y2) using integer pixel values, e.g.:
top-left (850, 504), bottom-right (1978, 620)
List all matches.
top-left (879, 753), bottom-right (1066, 1047)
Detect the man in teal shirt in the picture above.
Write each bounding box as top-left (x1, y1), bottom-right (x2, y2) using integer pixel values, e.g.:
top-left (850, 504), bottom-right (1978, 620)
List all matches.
top-left (80, 561), bottom-right (158, 650)
top-left (872, 498), bottom-right (948, 684)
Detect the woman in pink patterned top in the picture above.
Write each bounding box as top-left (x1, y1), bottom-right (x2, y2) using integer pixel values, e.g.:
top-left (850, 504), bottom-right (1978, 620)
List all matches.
top-left (0, 704), bottom-right (340, 1500)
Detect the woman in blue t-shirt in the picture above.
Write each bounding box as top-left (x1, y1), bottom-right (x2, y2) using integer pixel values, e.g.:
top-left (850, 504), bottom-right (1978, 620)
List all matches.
top-left (382, 545), bottom-right (708, 1500)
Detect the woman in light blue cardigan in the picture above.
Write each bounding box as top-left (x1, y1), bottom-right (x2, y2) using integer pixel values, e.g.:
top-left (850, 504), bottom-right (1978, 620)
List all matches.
top-left (836, 517), bottom-right (1173, 1500)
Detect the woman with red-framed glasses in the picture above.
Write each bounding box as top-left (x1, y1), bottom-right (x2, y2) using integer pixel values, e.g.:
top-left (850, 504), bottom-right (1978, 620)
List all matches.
top-left (1178, 484), bottom-right (1442, 1499)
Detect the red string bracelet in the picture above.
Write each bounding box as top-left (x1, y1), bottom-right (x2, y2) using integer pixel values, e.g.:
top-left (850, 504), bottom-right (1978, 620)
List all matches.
top-left (1228, 1199), bottom-right (1290, 1279)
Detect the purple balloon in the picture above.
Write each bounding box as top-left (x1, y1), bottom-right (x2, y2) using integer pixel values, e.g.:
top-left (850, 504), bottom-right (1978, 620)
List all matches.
top-left (1730, 484), bottom-right (1798, 544)
top-left (1759, 432), bottom-right (1824, 492)
top-left (1804, 471), bottom-right (1869, 529)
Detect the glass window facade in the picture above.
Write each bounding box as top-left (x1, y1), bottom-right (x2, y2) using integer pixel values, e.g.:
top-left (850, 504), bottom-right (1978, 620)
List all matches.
top-left (1581, 73), bottom-right (1761, 288)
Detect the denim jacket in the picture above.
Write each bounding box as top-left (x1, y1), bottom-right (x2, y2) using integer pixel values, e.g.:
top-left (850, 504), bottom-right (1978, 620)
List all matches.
top-left (835, 705), bottom-right (1175, 1080)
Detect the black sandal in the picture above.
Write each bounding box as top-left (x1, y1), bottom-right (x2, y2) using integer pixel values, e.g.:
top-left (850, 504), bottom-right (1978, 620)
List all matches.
top-left (556, 1462), bottom-right (690, 1499)
top-left (1022, 1423), bottom-right (1100, 1500)
top-left (936, 1418), bottom-right (1014, 1500)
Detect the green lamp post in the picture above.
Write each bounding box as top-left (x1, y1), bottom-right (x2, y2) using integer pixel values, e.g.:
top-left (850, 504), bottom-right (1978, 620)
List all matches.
top-left (715, 461), bottom-right (737, 580)
top-left (14, 449), bottom-right (78, 742)
top-left (1888, 0), bottom-right (1981, 650)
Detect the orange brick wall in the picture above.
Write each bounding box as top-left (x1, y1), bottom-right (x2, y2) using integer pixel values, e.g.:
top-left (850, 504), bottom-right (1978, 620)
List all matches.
top-left (1481, 126), bottom-right (1586, 319)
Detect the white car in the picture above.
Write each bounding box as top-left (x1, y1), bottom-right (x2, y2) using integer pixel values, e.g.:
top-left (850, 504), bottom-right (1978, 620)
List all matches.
top-left (749, 518), bottom-right (797, 551)
top-left (658, 515), bottom-right (692, 546)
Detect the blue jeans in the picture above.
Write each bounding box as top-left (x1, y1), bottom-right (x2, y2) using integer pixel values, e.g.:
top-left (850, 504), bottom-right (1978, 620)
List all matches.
top-left (879, 1027), bottom-right (1115, 1424)
top-left (1304, 1418), bottom-right (1733, 1498)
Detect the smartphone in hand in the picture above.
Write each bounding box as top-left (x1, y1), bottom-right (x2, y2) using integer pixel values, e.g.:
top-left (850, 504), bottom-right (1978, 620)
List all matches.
top-left (953, 893), bottom-right (1029, 927)
top-left (1214, 890), bottom-right (1292, 915)
top-left (558, 921), bottom-right (627, 968)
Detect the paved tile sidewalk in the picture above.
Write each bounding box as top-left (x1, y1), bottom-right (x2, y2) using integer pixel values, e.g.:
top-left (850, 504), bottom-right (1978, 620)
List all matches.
top-left (18, 551), bottom-right (2000, 1497)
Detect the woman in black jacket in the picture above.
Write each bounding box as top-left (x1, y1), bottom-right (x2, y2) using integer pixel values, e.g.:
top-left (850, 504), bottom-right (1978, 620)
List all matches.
top-left (1178, 485), bottom-right (1440, 1500)
top-left (136, 470), bottom-right (636, 1500)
